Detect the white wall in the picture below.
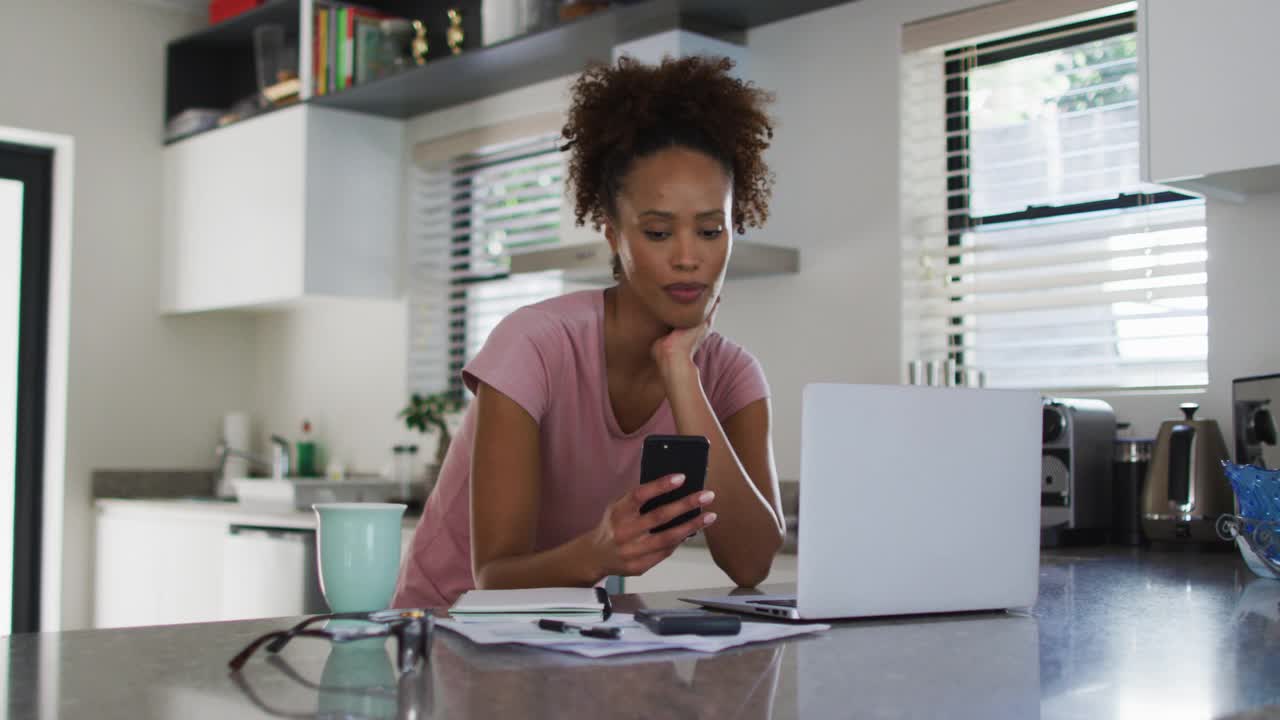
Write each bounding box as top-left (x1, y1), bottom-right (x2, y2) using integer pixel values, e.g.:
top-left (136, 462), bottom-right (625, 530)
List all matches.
top-left (0, 0), bottom-right (256, 630)
top-left (732, 0), bottom-right (974, 478)
top-left (1203, 192), bottom-right (1280, 440)
top-left (249, 298), bottom-right (412, 476)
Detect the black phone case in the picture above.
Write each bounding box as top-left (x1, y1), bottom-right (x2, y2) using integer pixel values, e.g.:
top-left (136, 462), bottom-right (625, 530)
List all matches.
top-left (634, 609), bottom-right (741, 636)
top-left (638, 434), bottom-right (710, 533)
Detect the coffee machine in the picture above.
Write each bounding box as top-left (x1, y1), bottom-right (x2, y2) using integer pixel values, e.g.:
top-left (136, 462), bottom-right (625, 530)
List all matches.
top-left (1040, 397), bottom-right (1116, 546)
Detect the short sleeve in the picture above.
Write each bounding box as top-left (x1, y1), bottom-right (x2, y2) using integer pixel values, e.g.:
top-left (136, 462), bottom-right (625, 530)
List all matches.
top-left (699, 334), bottom-right (770, 422)
top-left (461, 308), bottom-right (561, 423)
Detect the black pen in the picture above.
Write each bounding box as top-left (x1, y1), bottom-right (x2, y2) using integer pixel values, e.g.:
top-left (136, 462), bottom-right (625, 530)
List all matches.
top-left (536, 618), bottom-right (622, 640)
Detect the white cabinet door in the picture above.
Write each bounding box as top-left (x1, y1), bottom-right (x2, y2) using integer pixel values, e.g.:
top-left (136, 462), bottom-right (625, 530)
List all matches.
top-left (94, 508), bottom-right (226, 628)
top-left (221, 526), bottom-right (313, 621)
top-left (624, 546), bottom-right (798, 594)
top-left (95, 509), bottom-right (161, 628)
top-left (154, 514), bottom-right (226, 624)
top-left (1142, 0), bottom-right (1280, 194)
top-left (161, 105), bottom-right (402, 313)
top-left (161, 108), bottom-right (307, 313)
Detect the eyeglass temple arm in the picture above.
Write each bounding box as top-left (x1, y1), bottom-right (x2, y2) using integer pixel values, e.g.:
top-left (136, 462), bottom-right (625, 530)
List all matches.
top-left (229, 630), bottom-right (288, 671)
top-left (264, 611), bottom-right (373, 653)
top-left (231, 628), bottom-right (342, 671)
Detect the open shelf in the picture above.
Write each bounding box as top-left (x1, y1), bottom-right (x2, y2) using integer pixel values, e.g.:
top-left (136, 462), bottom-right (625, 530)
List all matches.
top-left (165, 0), bottom-right (301, 126)
top-left (312, 0), bottom-right (681, 118)
top-left (165, 0), bottom-right (850, 140)
top-left (170, 0), bottom-right (300, 49)
top-left (310, 0), bottom-right (848, 119)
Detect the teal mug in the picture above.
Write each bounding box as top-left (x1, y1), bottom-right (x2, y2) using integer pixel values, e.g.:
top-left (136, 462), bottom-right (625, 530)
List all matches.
top-left (313, 502), bottom-right (407, 612)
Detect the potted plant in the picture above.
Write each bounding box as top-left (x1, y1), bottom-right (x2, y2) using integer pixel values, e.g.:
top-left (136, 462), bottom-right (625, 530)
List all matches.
top-left (399, 391), bottom-right (464, 467)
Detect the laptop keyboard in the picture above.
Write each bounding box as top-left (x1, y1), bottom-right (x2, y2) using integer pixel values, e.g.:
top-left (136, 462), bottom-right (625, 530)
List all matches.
top-left (746, 599), bottom-right (797, 608)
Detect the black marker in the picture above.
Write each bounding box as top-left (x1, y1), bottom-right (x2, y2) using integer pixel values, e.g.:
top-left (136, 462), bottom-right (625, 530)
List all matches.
top-left (536, 618), bottom-right (621, 640)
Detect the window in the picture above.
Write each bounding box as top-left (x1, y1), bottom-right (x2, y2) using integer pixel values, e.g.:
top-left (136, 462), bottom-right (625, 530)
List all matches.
top-left (407, 123), bottom-right (567, 400)
top-left (901, 6), bottom-right (1208, 390)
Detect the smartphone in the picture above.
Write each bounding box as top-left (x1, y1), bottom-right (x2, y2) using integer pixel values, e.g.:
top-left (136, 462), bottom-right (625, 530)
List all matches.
top-left (634, 608), bottom-right (741, 636)
top-left (638, 434), bottom-right (710, 533)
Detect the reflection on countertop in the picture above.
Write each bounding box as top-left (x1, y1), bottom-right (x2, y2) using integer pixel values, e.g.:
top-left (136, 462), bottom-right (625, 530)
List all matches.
top-left (5, 547), bottom-right (1277, 718)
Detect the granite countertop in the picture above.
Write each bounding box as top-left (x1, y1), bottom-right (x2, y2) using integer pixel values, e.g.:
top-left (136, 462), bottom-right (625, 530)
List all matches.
top-left (5, 547), bottom-right (1276, 718)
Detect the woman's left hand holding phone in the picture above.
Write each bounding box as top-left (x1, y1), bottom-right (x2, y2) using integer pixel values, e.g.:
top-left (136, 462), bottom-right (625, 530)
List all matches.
top-left (586, 474), bottom-right (717, 578)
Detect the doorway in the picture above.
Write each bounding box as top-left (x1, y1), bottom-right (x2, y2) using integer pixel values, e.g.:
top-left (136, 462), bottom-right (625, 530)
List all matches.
top-left (0, 142), bottom-right (53, 635)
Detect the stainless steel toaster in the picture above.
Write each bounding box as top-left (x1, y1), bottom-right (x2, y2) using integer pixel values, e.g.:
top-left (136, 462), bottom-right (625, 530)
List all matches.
top-left (1040, 397), bottom-right (1116, 546)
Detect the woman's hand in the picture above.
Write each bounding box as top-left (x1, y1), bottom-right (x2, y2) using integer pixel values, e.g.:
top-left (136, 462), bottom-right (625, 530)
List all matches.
top-left (651, 296), bottom-right (720, 380)
top-left (587, 474), bottom-right (718, 578)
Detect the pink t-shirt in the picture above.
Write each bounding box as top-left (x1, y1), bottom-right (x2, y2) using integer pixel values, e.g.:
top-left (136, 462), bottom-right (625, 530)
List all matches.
top-left (391, 289), bottom-right (769, 609)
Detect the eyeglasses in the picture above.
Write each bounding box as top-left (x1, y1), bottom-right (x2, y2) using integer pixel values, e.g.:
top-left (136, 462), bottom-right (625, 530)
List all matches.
top-left (229, 609), bottom-right (433, 675)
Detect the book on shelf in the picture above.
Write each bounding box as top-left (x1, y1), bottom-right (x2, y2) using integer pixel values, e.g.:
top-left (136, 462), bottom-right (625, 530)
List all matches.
top-left (314, 1), bottom-right (403, 96)
top-left (315, 6), bottom-right (328, 95)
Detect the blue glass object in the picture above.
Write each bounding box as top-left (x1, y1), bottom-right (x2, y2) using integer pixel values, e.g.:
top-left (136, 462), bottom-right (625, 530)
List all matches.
top-left (1221, 462), bottom-right (1280, 572)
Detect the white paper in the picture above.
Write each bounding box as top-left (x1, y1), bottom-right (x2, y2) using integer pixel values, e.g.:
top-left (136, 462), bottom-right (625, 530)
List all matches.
top-left (434, 613), bottom-right (830, 658)
top-left (449, 587), bottom-right (604, 614)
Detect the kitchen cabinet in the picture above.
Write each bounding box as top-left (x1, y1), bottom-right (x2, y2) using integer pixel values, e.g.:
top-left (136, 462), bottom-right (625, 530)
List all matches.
top-left (95, 506), bottom-right (226, 628)
top-left (95, 500), bottom-right (790, 626)
top-left (221, 525), bottom-right (324, 620)
top-left (160, 104), bottom-right (402, 313)
top-left (623, 545), bottom-right (798, 594)
top-left (95, 500), bottom-right (420, 628)
top-left (1140, 0), bottom-right (1280, 198)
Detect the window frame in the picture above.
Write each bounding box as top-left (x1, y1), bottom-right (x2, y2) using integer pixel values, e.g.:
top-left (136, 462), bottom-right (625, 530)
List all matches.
top-left (445, 143), bottom-right (565, 398)
top-left (406, 114), bottom-right (569, 403)
top-left (941, 10), bottom-right (1200, 381)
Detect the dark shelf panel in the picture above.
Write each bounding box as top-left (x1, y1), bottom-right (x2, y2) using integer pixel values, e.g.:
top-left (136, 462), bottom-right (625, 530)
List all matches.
top-left (310, 0), bottom-right (849, 119)
top-left (171, 0), bottom-right (300, 50)
top-left (164, 0), bottom-right (851, 139)
top-left (676, 0), bottom-right (851, 29)
top-left (165, 0), bottom-right (302, 124)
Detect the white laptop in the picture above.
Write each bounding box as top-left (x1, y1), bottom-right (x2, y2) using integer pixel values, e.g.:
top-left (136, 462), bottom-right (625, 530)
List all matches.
top-left (682, 383), bottom-right (1041, 620)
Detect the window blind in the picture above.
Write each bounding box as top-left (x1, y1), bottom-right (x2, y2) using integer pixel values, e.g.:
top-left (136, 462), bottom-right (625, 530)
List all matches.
top-left (900, 6), bottom-right (1208, 391)
top-left (407, 130), bottom-right (567, 398)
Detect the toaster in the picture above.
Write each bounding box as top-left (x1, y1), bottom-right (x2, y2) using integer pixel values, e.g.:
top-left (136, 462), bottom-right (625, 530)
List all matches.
top-left (1040, 397), bottom-right (1116, 546)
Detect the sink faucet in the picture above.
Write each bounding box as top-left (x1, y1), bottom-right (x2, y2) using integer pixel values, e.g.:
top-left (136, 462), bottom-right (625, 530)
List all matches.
top-left (269, 435), bottom-right (291, 480)
top-left (215, 435), bottom-right (291, 482)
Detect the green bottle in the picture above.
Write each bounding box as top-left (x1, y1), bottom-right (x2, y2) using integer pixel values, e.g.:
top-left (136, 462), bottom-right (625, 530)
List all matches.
top-left (297, 419), bottom-right (318, 478)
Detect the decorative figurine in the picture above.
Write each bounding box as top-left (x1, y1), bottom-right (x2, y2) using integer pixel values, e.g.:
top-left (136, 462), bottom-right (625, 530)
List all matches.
top-left (447, 9), bottom-right (465, 55)
top-left (411, 19), bottom-right (429, 65)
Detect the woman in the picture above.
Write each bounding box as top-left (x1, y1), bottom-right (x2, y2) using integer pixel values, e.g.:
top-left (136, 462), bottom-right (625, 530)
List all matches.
top-left (393, 55), bottom-right (784, 609)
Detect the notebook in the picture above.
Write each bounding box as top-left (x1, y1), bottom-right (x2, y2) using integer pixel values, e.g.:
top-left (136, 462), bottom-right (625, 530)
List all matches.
top-left (449, 587), bottom-right (611, 616)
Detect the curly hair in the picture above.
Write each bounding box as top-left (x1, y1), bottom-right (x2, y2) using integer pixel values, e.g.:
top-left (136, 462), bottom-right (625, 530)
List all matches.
top-left (561, 55), bottom-right (776, 244)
